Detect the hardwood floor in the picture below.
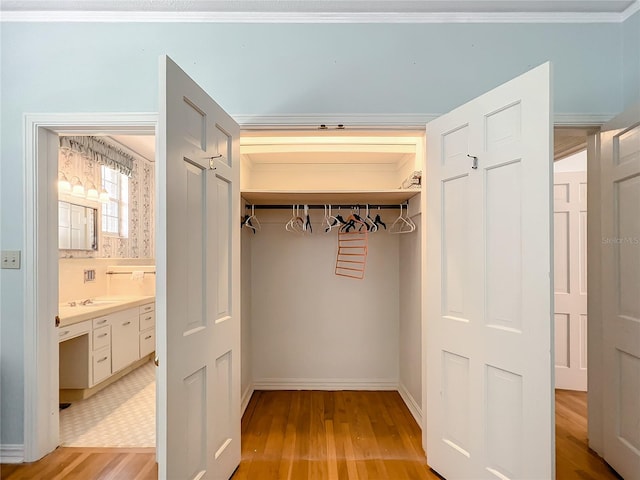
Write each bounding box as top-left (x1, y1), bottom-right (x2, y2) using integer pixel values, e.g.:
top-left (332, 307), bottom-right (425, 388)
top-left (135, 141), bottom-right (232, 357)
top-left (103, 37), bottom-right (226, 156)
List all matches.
top-left (233, 390), bottom-right (438, 479)
top-left (1, 390), bottom-right (621, 479)
top-left (555, 390), bottom-right (622, 480)
top-left (0, 447), bottom-right (157, 480)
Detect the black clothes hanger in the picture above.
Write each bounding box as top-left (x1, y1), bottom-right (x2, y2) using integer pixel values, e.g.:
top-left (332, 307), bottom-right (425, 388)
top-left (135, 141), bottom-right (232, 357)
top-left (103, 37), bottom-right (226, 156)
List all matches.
top-left (374, 213), bottom-right (386, 230)
top-left (242, 214), bottom-right (256, 234)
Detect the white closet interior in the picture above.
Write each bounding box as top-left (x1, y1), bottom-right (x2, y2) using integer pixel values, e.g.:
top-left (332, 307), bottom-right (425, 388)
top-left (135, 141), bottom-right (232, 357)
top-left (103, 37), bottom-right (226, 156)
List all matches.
top-left (239, 130), bottom-right (425, 422)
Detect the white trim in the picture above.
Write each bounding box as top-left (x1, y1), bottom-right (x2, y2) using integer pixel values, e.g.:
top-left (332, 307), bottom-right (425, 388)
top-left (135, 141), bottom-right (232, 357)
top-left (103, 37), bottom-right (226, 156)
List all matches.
top-left (23, 112), bottom-right (157, 463)
top-left (234, 112), bottom-right (614, 129)
top-left (252, 378), bottom-right (398, 390)
top-left (554, 113), bottom-right (615, 126)
top-left (234, 113), bottom-right (437, 129)
top-left (0, 10), bottom-right (633, 23)
top-left (398, 383), bottom-right (423, 427)
top-left (241, 385), bottom-right (254, 416)
top-left (0, 444), bottom-right (25, 464)
top-left (621, 0), bottom-right (640, 20)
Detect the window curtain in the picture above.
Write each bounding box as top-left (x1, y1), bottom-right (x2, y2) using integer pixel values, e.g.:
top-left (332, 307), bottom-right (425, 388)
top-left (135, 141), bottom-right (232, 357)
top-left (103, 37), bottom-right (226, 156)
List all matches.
top-left (59, 136), bottom-right (134, 176)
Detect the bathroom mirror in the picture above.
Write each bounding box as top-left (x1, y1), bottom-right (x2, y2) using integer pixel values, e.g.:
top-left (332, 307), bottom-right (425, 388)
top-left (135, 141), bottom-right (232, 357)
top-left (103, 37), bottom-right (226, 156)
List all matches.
top-left (59, 201), bottom-right (98, 251)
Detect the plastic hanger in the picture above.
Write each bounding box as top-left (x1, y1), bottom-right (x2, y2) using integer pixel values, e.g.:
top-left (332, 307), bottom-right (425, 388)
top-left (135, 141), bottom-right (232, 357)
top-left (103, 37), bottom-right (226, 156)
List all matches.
top-left (286, 205), bottom-right (306, 234)
top-left (389, 203), bottom-right (415, 234)
top-left (364, 205), bottom-right (377, 232)
top-left (242, 204), bottom-right (261, 234)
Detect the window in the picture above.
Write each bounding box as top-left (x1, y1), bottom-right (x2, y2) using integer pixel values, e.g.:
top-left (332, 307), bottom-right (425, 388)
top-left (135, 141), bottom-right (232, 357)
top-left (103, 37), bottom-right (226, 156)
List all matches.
top-left (101, 165), bottom-right (129, 237)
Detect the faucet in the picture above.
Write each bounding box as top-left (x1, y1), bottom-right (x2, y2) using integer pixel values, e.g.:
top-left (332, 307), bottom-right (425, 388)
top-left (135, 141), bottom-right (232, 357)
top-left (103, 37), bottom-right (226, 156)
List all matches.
top-left (79, 298), bottom-right (94, 306)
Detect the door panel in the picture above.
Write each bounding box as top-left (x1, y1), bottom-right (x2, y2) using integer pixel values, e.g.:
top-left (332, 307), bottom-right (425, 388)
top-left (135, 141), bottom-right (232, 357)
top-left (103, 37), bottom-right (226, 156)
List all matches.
top-left (601, 110), bottom-right (640, 479)
top-left (554, 171), bottom-right (588, 390)
top-left (158, 55), bottom-right (241, 480)
top-left (424, 63), bottom-right (553, 479)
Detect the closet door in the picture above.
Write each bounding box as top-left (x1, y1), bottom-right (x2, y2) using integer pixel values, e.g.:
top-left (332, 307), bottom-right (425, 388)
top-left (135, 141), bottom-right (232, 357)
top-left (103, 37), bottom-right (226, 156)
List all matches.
top-left (600, 104), bottom-right (640, 480)
top-left (424, 63), bottom-right (553, 479)
top-left (157, 55), bottom-right (241, 480)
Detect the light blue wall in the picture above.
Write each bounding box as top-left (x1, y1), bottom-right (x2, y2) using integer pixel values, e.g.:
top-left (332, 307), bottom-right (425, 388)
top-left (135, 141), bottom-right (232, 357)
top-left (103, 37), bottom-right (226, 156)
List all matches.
top-left (0, 20), bottom-right (626, 445)
top-left (623, 11), bottom-right (640, 108)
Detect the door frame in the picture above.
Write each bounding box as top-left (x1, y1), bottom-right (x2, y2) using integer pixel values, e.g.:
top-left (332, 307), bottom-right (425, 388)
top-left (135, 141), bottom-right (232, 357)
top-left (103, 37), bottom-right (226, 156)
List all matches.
top-left (22, 112), bottom-right (606, 464)
top-left (23, 113), bottom-right (157, 461)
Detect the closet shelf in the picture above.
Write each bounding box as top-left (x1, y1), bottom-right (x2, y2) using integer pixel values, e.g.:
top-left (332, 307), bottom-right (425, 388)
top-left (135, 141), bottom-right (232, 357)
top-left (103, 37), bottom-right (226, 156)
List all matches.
top-left (241, 189), bottom-right (420, 205)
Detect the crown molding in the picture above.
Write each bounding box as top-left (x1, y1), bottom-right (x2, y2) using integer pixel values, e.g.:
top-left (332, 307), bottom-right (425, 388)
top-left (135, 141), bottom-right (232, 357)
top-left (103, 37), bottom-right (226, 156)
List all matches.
top-left (0, 10), bottom-right (633, 23)
top-left (622, 0), bottom-right (640, 20)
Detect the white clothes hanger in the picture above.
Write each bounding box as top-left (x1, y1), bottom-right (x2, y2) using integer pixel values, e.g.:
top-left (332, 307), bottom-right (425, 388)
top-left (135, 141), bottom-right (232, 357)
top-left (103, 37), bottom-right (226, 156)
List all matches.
top-left (389, 203), bottom-right (416, 234)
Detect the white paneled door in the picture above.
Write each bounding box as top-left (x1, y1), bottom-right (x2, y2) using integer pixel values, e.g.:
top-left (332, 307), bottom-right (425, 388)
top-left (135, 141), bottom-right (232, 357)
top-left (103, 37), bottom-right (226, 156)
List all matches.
top-left (424, 63), bottom-right (553, 479)
top-left (554, 171), bottom-right (588, 391)
top-left (158, 56), bottom-right (241, 479)
top-left (600, 105), bottom-right (640, 480)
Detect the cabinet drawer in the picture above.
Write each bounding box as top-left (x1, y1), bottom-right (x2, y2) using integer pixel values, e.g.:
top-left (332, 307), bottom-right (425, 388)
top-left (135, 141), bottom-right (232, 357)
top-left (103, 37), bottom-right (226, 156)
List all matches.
top-left (92, 316), bottom-right (110, 329)
top-left (93, 325), bottom-right (111, 351)
top-left (58, 320), bottom-right (91, 343)
top-left (139, 329), bottom-right (155, 357)
top-left (139, 311), bottom-right (155, 331)
top-left (92, 347), bottom-right (111, 385)
top-left (139, 303), bottom-right (155, 315)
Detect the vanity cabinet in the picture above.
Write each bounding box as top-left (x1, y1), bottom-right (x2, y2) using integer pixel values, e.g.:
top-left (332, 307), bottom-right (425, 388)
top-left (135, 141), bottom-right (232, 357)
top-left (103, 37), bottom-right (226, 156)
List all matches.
top-left (139, 304), bottom-right (156, 357)
top-left (59, 301), bottom-right (155, 393)
top-left (111, 309), bottom-right (140, 373)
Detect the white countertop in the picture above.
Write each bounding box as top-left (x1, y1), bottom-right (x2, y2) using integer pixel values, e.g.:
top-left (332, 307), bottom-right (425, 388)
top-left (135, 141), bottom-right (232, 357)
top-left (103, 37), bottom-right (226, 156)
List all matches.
top-left (58, 295), bottom-right (155, 327)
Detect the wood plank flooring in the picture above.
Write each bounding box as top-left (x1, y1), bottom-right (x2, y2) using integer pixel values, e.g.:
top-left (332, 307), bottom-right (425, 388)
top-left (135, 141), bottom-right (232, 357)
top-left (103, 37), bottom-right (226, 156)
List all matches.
top-left (0, 448), bottom-right (157, 480)
top-left (555, 390), bottom-right (622, 480)
top-left (233, 390), bottom-right (438, 479)
top-left (1, 390), bottom-right (622, 479)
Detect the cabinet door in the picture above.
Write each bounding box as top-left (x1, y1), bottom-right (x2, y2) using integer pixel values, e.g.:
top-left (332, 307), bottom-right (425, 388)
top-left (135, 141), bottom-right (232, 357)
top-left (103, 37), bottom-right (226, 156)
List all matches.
top-left (111, 315), bottom-right (140, 373)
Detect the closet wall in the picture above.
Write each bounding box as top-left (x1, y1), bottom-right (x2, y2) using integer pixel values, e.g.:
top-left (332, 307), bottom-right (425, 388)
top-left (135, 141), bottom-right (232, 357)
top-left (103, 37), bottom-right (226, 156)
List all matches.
top-left (248, 209), bottom-right (401, 389)
top-left (241, 209), bottom-right (253, 408)
top-left (399, 208), bottom-right (423, 422)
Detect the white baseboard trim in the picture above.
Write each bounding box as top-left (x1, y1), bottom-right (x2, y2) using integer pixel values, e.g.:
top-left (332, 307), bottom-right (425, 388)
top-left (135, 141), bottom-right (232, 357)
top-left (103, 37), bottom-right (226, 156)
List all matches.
top-left (398, 383), bottom-right (422, 427)
top-left (253, 378), bottom-right (398, 390)
top-left (241, 384), bottom-right (255, 416)
top-left (0, 444), bottom-right (25, 463)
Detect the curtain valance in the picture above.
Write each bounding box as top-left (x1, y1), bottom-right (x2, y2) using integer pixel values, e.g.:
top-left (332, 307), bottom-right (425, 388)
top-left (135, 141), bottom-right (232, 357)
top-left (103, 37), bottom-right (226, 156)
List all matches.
top-left (60, 136), bottom-right (134, 176)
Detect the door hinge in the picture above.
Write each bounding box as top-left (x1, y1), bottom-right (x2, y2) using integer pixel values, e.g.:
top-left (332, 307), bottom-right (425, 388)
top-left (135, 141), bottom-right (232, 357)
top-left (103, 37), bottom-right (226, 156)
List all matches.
top-left (55, 315), bottom-right (60, 327)
top-left (154, 356), bottom-right (159, 367)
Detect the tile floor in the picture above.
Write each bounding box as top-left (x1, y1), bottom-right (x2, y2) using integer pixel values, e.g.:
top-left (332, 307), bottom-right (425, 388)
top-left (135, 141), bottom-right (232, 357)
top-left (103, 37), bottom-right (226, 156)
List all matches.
top-left (59, 360), bottom-right (155, 447)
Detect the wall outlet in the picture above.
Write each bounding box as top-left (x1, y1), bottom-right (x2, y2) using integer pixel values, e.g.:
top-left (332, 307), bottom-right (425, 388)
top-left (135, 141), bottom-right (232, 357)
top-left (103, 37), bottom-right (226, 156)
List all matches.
top-left (1, 250), bottom-right (21, 269)
top-left (84, 269), bottom-right (96, 282)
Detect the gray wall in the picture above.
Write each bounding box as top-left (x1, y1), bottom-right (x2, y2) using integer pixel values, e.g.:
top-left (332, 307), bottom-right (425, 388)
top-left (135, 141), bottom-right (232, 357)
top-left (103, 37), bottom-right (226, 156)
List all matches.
top-left (0, 19), bottom-right (635, 445)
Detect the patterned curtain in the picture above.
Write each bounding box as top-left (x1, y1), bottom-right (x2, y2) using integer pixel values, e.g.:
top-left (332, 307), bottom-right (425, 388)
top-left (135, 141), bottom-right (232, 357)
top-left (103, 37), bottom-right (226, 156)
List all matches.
top-left (59, 136), bottom-right (134, 176)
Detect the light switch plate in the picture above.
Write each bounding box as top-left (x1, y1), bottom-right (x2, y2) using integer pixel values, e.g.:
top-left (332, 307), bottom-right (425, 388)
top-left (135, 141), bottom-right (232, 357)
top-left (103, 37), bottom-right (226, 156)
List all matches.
top-left (1, 250), bottom-right (21, 269)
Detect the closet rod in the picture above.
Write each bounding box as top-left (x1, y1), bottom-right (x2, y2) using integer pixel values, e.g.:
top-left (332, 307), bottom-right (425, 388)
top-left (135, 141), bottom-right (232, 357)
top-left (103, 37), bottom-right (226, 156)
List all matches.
top-left (244, 204), bottom-right (406, 210)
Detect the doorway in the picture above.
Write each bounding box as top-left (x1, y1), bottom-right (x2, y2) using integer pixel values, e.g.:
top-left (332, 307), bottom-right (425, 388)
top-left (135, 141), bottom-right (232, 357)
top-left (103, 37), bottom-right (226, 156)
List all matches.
top-left (22, 114), bottom-right (157, 461)
top-left (27, 113), bottom-right (608, 476)
top-left (56, 133), bottom-right (157, 448)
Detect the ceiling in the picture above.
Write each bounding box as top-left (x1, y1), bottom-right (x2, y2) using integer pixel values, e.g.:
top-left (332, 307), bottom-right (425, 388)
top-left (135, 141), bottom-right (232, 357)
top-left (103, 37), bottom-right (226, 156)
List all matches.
top-left (109, 135), bottom-right (155, 162)
top-left (2, 0), bottom-right (637, 22)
